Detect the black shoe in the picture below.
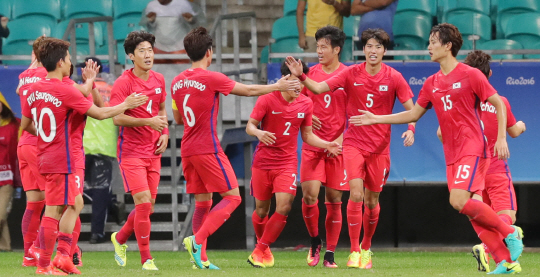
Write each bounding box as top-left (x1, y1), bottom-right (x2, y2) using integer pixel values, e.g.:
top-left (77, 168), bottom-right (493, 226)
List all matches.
top-left (111, 202), bottom-right (127, 225)
top-left (73, 247), bottom-right (82, 266)
top-left (89, 233), bottom-right (107, 244)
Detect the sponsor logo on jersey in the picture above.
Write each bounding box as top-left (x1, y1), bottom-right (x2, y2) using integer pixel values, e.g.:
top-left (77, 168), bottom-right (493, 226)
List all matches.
top-left (298, 113), bottom-right (305, 118)
top-left (379, 85), bottom-right (388, 91)
top-left (506, 76), bottom-right (535, 85)
top-left (452, 82), bottom-right (461, 89)
top-left (409, 76), bottom-right (427, 86)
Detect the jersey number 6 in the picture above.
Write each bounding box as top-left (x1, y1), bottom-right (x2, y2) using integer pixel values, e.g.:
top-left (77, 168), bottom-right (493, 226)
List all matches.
top-left (183, 94), bottom-right (196, 127)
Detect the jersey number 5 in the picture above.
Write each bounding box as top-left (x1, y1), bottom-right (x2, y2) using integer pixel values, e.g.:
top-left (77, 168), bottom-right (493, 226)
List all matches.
top-left (183, 94), bottom-right (196, 127)
top-left (31, 107), bottom-right (56, 142)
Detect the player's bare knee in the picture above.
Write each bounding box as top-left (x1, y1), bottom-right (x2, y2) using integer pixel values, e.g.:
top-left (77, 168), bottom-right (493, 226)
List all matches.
top-left (276, 203), bottom-right (292, 216)
top-left (349, 191), bottom-right (364, 203)
top-left (302, 194), bottom-right (318, 205)
top-left (255, 207), bottom-right (269, 218)
top-left (449, 198), bottom-right (467, 211)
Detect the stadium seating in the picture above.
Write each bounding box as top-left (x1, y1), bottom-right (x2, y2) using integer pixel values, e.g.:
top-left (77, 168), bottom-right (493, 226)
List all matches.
top-left (64, 0), bottom-right (113, 20)
top-left (114, 16), bottom-right (145, 41)
top-left (11, 0), bottom-right (61, 21)
top-left (343, 15), bottom-right (360, 38)
top-left (113, 0), bottom-right (148, 19)
top-left (260, 45), bottom-right (269, 64)
top-left (0, 0), bottom-right (11, 18)
top-left (271, 16), bottom-right (302, 40)
top-left (393, 12), bottom-right (431, 59)
top-left (447, 12), bottom-right (492, 42)
top-left (2, 17), bottom-right (56, 65)
top-left (283, 0), bottom-right (298, 16)
top-left (524, 41), bottom-right (540, 59)
top-left (396, 0), bottom-right (437, 18)
top-left (497, 0), bottom-right (538, 38)
top-left (268, 38), bottom-right (304, 63)
top-left (55, 20), bottom-right (105, 47)
top-left (503, 12), bottom-right (540, 49)
top-left (438, 0), bottom-right (490, 22)
top-left (478, 39), bottom-right (523, 60)
top-left (340, 37), bottom-right (353, 62)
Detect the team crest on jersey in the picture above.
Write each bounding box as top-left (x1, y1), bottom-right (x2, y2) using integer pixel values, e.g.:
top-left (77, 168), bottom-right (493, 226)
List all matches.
top-left (155, 88), bottom-right (162, 94)
top-left (379, 85), bottom-right (388, 91)
top-left (452, 82), bottom-right (461, 89)
top-left (298, 113), bottom-right (305, 118)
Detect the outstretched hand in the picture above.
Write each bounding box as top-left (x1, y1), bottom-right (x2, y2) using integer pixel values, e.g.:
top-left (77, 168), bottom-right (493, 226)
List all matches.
top-left (349, 110), bottom-right (377, 126)
top-left (276, 74), bottom-right (301, 92)
top-left (325, 141), bottom-right (342, 157)
top-left (401, 130), bottom-right (415, 147)
top-left (285, 56), bottom-right (304, 77)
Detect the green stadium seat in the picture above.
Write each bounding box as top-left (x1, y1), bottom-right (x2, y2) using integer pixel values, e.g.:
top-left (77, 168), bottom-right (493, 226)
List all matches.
top-left (113, 0), bottom-right (148, 19)
top-left (3, 42), bottom-right (32, 65)
top-left (394, 37), bottom-right (427, 60)
top-left (439, 0), bottom-right (490, 22)
top-left (12, 0), bottom-right (61, 21)
top-left (478, 39), bottom-right (523, 59)
top-left (343, 15), bottom-right (360, 38)
top-left (2, 17), bottom-right (55, 65)
top-left (497, 0), bottom-right (538, 38)
top-left (283, 0), bottom-right (298, 16)
top-left (340, 38), bottom-right (353, 62)
top-left (447, 12), bottom-right (492, 42)
top-left (64, 0), bottom-right (113, 19)
top-left (268, 38), bottom-right (304, 63)
top-left (113, 16), bottom-right (145, 41)
top-left (260, 45), bottom-right (269, 64)
top-left (55, 20), bottom-right (105, 47)
top-left (271, 16), bottom-right (303, 40)
top-left (504, 12), bottom-right (540, 48)
top-left (393, 11), bottom-right (431, 56)
top-left (0, 0), bottom-right (11, 18)
top-left (524, 40), bottom-right (540, 59)
top-left (397, 0), bottom-right (437, 18)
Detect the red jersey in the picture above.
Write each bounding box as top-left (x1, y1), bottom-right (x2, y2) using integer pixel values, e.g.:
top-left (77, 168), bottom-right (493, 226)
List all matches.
top-left (326, 63), bottom-right (413, 154)
top-left (302, 63), bottom-right (347, 152)
top-left (170, 68), bottom-right (236, 157)
top-left (110, 69), bottom-right (166, 159)
top-left (0, 119), bottom-right (20, 186)
top-left (250, 91), bottom-right (313, 170)
top-left (417, 63), bottom-right (496, 165)
top-left (23, 78), bottom-right (93, 174)
top-left (481, 96), bottom-right (516, 174)
top-left (63, 77), bottom-right (93, 169)
top-left (18, 67), bottom-right (48, 147)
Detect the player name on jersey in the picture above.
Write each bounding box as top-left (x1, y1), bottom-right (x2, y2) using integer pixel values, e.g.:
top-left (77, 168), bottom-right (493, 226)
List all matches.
top-left (26, 91), bottom-right (63, 107)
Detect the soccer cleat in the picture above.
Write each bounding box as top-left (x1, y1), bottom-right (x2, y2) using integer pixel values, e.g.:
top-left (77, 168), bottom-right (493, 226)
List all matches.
top-left (111, 232), bottom-right (128, 267)
top-left (73, 246), bottom-right (83, 267)
top-left (183, 235), bottom-right (204, 269)
top-left (472, 244), bottom-right (490, 272)
top-left (307, 237), bottom-right (322, 267)
top-left (487, 260), bottom-right (521, 274)
top-left (347, 251), bottom-right (361, 268)
top-left (323, 251), bottom-right (338, 268)
top-left (359, 247), bottom-right (373, 269)
top-left (263, 247), bottom-right (274, 268)
top-left (247, 248), bottom-right (266, 268)
top-left (504, 225), bottom-right (524, 262)
top-left (192, 260), bottom-right (221, 270)
top-left (36, 265), bottom-right (68, 275)
top-left (52, 252), bottom-right (81, 274)
top-left (29, 244), bottom-right (41, 260)
top-left (142, 259), bottom-right (159, 270)
top-left (22, 256), bottom-right (37, 267)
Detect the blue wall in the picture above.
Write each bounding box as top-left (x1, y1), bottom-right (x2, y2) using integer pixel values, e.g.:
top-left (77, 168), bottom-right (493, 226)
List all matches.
top-left (268, 62), bottom-right (540, 182)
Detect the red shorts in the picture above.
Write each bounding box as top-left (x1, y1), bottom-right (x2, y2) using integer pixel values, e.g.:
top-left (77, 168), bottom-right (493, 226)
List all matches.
top-left (483, 172), bottom-right (517, 212)
top-left (74, 168), bottom-right (84, 194)
top-left (44, 173), bottom-right (80, 206)
top-left (300, 150), bottom-right (348, 191)
top-left (446, 155), bottom-right (489, 194)
top-left (119, 158), bottom-right (160, 198)
top-left (183, 152), bottom-right (239, 194)
top-left (17, 145), bottom-right (46, 191)
top-left (343, 145), bottom-right (390, 193)
top-left (251, 167), bottom-right (297, 201)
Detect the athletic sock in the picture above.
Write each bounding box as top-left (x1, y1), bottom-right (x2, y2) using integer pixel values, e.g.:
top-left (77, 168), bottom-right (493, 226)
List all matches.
top-left (116, 209), bottom-right (135, 245)
top-left (347, 201), bottom-right (363, 252)
top-left (460, 199), bottom-right (515, 237)
top-left (325, 202), bottom-right (342, 252)
top-left (302, 199), bottom-right (319, 238)
top-left (195, 195), bottom-right (241, 245)
top-left (361, 203), bottom-right (380, 250)
top-left (499, 214), bottom-right (513, 226)
top-left (134, 203), bottom-right (152, 264)
top-left (256, 212), bottom-right (287, 252)
top-left (193, 200), bottom-right (212, 262)
top-left (57, 232), bottom-right (73, 256)
top-left (252, 210), bottom-right (268, 240)
top-left (38, 216), bottom-right (59, 268)
top-left (471, 220), bottom-right (511, 263)
top-left (22, 200), bottom-right (45, 256)
top-left (70, 217), bottom-right (81, 258)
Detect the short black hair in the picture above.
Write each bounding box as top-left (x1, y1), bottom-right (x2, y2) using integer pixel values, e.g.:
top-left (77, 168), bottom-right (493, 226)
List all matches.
top-left (315, 26), bottom-right (346, 56)
top-left (123, 31), bottom-right (155, 57)
top-left (184, 27), bottom-right (213, 62)
top-left (464, 50), bottom-right (491, 79)
top-left (280, 59), bottom-right (309, 76)
top-left (361, 28), bottom-right (390, 50)
top-left (430, 23), bottom-right (463, 57)
top-left (38, 38), bottom-right (70, 72)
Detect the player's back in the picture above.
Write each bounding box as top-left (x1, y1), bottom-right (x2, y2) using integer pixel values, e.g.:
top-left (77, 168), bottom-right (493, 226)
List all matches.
top-left (171, 68), bottom-right (236, 157)
top-left (18, 67), bottom-right (48, 147)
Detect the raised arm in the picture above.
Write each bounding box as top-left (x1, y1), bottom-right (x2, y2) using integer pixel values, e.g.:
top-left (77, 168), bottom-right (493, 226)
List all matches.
top-left (230, 75), bottom-right (301, 97)
top-left (87, 93), bottom-right (147, 120)
top-left (285, 56), bottom-right (331, 94)
top-left (487, 93), bottom-right (509, 160)
top-left (297, 0), bottom-right (307, 49)
top-left (350, 102), bottom-right (428, 126)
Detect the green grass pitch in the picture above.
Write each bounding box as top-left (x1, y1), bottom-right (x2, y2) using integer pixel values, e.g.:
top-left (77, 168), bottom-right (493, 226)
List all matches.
top-left (3, 250), bottom-right (540, 276)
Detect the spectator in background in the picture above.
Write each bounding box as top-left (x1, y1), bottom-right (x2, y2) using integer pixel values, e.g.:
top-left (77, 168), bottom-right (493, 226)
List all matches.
top-left (297, 0), bottom-right (351, 63)
top-left (141, 0), bottom-right (198, 63)
top-left (0, 92), bottom-right (20, 251)
top-left (352, 0), bottom-right (398, 50)
top-left (0, 15), bottom-right (9, 64)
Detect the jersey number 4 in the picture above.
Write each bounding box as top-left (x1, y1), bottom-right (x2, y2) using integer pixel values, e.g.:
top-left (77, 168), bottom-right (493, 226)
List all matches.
top-left (31, 107), bottom-right (56, 142)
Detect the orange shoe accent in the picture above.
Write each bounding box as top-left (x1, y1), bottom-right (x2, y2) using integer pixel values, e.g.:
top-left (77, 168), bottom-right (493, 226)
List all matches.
top-left (247, 248), bottom-right (266, 268)
top-left (52, 252), bottom-right (81, 275)
top-left (262, 247), bottom-right (274, 267)
top-left (36, 265), bottom-right (68, 275)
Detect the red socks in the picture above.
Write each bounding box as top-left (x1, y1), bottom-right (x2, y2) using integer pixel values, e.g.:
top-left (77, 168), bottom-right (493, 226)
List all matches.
top-left (302, 199), bottom-right (319, 238)
top-left (134, 202), bottom-right (152, 264)
top-left (22, 200), bottom-right (45, 256)
top-left (461, 199), bottom-right (515, 237)
top-left (193, 200), bottom-right (212, 261)
top-left (57, 232), bottom-right (73, 256)
top-left (256, 212), bottom-right (288, 252)
top-left (116, 209), bottom-right (136, 245)
top-left (252, 210), bottom-right (268, 240)
top-left (471, 220), bottom-right (511, 263)
top-left (347, 201), bottom-right (363, 252)
top-left (38, 216), bottom-right (59, 268)
top-left (325, 202), bottom-right (342, 252)
top-left (499, 214), bottom-right (513, 225)
top-left (195, 195), bottom-right (241, 245)
top-left (70, 217), bottom-right (81, 258)
top-left (361, 203), bottom-right (380, 250)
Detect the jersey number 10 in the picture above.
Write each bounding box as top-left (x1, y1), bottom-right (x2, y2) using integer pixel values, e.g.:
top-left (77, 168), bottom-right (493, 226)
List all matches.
top-left (31, 107), bottom-right (56, 142)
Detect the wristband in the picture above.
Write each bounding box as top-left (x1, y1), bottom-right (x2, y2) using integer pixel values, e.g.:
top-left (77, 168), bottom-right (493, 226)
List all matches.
top-left (299, 73), bottom-right (307, 82)
top-left (162, 128), bottom-right (169, 135)
top-left (407, 124), bottom-right (415, 134)
top-left (92, 82), bottom-right (96, 89)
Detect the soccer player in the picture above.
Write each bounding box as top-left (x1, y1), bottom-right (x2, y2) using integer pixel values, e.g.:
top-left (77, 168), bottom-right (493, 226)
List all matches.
top-left (20, 38), bottom-right (147, 275)
top-left (299, 26), bottom-right (348, 268)
top-left (172, 27), bottom-right (301, 270)
top-left (348, 24), bottom-right (524, 274)
top-left (286, 28), bottom-right (416, 269)
top-left (246, 60), bottom-right (341, 269)
top-left (436, 50), bottom-right (526, 273)
top-left (109, 31), bottom-right (169, 271)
